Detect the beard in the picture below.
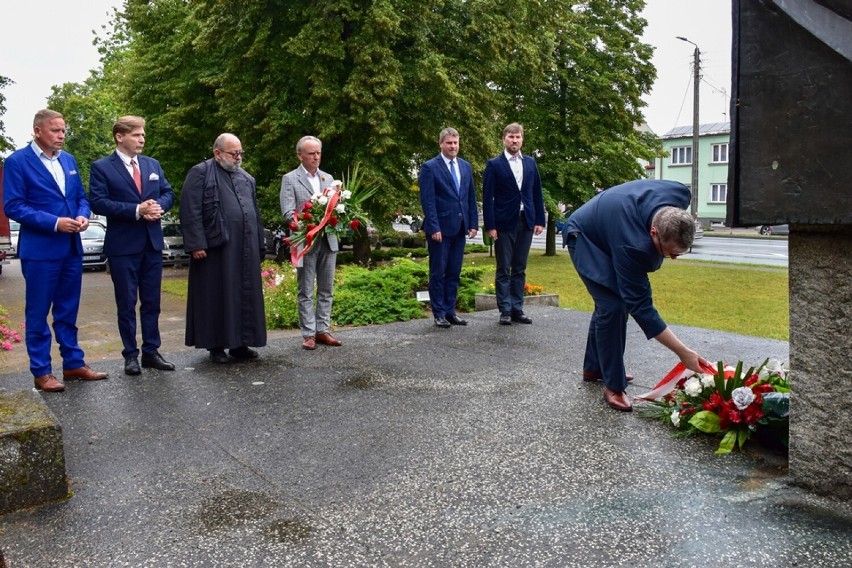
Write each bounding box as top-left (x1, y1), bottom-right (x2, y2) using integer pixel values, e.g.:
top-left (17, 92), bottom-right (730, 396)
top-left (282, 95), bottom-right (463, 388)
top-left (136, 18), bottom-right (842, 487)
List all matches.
top-left (216, 157), bottom-right (240, 173)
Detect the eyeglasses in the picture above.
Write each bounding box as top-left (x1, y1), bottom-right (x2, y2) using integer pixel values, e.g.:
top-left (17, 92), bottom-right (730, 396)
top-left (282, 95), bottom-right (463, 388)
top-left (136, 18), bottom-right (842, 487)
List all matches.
top-left (222, 150), bottom-right (245, 159)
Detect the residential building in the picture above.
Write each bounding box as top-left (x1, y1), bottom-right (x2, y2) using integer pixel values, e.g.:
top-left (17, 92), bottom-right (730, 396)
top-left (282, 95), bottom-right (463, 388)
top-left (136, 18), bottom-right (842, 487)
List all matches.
top-left (647, 122), bottom-right (731, 226)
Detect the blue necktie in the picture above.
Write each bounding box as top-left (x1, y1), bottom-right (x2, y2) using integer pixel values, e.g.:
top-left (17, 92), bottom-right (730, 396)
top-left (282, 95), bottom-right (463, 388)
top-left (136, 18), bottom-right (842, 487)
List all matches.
top-left (449, 160), bottom-right (460, 194)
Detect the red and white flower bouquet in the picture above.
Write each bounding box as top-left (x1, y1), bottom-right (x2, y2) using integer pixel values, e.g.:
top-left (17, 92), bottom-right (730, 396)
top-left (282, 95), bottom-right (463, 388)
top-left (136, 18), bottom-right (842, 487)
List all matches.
top-left (636, 359), bottom-right (790, 454)
top-left (285, 163), bottom-right (375, 265)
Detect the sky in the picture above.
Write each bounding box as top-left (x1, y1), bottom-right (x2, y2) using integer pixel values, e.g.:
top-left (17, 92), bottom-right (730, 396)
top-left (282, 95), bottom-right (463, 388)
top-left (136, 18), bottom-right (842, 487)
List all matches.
top-left (1, 0), bottom-right (732, 151)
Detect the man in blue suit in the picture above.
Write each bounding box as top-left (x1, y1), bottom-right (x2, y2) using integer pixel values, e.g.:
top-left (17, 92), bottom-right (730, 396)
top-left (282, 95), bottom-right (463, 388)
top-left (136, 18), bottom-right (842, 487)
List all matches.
top-left (90, 116), bottom-right (176, 375)
top-left (418, 127), bottom-right (479, 328)
top-left (2, 109), bottom-right (109, 392)
top-left (565, 179), bottom-right (710, 411)
top-left (482, 123), bottom-right (546, 325)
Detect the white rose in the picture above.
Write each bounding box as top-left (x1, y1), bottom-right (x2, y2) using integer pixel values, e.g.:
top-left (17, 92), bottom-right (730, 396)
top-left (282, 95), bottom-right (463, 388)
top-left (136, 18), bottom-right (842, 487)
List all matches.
top-left (332, 179), bottom-right (343, 189)
top-left (310, 193), bottom-right (321, 203)
top-left (318, 195), bottom-right (329, 205)
top-left (671, 410), bottom-right (681, 427)
top-left (335, 204), bottom-right (346, 214)
top-left (731, 386), bottom-right (756, 410)
top-left (684, 376), bottom-right (703, 397)
top-left (759, 359), bottom-right (787, 379)
top-left (700, 374), bottom-right (716, 388)
top-left (341, 189), bottom-right (352, 200)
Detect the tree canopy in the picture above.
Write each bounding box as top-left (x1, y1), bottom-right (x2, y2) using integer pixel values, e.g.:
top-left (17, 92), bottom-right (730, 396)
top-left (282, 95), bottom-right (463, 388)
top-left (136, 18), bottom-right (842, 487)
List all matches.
top-left (38, 0), bottom-right (660, 233)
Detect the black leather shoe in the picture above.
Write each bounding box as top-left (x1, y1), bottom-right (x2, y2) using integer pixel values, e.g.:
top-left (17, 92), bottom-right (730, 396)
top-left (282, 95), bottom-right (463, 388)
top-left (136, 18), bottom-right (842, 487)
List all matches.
top-left (141, 351), bottom-right (176, 371)
top-left (124, 357), bottom-right (141, 376)
top-left (209, 349), bottom-right (230, 364)
top-left (499, 313), bottom-right (512, 325)
top-left (511, 311), bottom-right (533, 324)
top-left (434, 317), bottom-right (451, 328)
top-left (445, 313), bottom-right (468, 326)
top-left (229, 346), bottom-right (259, 360)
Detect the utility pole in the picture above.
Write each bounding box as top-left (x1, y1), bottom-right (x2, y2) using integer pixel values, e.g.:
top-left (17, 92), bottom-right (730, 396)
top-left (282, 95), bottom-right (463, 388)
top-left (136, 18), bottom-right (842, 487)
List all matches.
top-left (677, 36), bottom-right (700, 219)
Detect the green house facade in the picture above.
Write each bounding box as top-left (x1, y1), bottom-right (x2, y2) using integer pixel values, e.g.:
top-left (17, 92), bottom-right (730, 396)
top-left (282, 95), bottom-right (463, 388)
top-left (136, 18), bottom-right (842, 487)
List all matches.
top-left (648, 122), bottom-right (730, 226)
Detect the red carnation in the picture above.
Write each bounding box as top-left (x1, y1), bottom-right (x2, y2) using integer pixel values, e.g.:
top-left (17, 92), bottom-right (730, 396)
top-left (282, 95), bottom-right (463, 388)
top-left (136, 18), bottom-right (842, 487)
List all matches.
top-left (307, 223), bottom-right (316, 231)
top-left (752, 383), bottom-right (774, 395)
top-left (302, 201), bottom-right (313, 212)
top-left (289, 221), bottom-right (299, 231)
top-left (350, 219), bottom-right (361, 230)
top-left (744, 375), bottom-right (759, 387)
top-left (302, 212), bottom-right (312, 221)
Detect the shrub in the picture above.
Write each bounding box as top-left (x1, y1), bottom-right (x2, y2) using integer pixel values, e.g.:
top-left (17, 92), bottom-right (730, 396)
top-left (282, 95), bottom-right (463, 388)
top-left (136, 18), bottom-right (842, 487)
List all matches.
top-left (333, 258), bottom-right (430, 326)
top-left (456, 266), bottom-right (488, 312)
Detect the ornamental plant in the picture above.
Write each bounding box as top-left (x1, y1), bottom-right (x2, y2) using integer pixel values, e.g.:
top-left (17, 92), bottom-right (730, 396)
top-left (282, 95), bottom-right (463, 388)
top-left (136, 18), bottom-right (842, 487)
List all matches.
top-left (636, 359), bottom-right (790, 454)
top-left (0, 305), bottom-right (24, 354)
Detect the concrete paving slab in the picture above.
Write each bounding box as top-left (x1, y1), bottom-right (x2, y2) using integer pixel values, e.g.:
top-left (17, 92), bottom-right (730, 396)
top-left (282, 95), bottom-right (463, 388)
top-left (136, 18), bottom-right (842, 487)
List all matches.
top-left (1, 306), bottom-right (850, 567)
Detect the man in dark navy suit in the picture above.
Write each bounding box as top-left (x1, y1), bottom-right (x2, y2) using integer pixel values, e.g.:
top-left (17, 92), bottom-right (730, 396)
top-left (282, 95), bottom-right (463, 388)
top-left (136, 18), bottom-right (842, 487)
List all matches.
top-left (565, 179), bottom-right (710, 412)
top-left (3, 109), bottom-right (109, 392)
top-left (482, 123), bottom-right (546, 326)
top-left (418, 127), bottom-right (479, 328)
top-left (89, 116), bottom-right (176, 375)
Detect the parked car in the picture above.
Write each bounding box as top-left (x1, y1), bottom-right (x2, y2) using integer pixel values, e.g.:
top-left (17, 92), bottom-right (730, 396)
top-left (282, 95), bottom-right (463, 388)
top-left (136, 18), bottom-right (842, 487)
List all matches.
top-left (757, 224), bottom-right (789, 236)
top-left (161, 222), bottom-right (191, 266)
top-left (394, 214), bottom-right (422, 233)
top-left (9, 221), bottom-right (20, 257)
top-left (264, 226), bottom-right (291, 258)
top-left (81, 221), bottom-right (108, 271)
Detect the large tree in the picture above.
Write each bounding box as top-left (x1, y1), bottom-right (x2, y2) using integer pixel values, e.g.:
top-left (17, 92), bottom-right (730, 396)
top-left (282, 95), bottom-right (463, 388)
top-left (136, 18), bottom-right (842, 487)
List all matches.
top-left (0, 75), bottom-right (15, 162)
top-left (79, 0), bottom-right (660, 247)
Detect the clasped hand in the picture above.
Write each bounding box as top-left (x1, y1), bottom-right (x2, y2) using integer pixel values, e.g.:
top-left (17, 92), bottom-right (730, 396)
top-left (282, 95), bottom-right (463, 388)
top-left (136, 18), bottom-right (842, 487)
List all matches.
top-left (58, 216), bottom-right (89, 233)
top-left (140, 199), bottom-right (163, 221)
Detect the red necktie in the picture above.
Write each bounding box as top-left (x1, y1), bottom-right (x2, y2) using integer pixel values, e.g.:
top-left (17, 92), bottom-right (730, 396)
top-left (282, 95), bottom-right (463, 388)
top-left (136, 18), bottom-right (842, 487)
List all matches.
top-left (131, 158), bottom-right (142, 193)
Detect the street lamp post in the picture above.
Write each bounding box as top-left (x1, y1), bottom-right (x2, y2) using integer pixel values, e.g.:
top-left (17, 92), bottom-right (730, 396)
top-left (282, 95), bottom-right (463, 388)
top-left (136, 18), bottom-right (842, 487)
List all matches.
top-left (677, 36), bottom-right (700, 219)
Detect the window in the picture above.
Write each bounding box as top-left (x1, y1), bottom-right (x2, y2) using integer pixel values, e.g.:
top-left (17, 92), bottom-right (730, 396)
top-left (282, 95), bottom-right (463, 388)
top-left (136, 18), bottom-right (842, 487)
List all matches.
top-left (710, 184), bottom-right (727, 203)
top-left (712, 143), bottom-right (729, 163)
top-left (671, 146), bottom-right (692, 165)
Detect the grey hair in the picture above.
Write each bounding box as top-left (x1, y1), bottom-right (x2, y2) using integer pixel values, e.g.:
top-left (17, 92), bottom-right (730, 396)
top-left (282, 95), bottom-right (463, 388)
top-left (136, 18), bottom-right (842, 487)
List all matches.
top-left (296, 135), bottom-right (322, 153)
top-left (439, 127), bottom-right (459, 143)
top-left (33, 109), bottom-right (63, 128)
top-left (213, 133), bottom-right (240, 151)
top-left (652, 206), bottom-right (695, 250)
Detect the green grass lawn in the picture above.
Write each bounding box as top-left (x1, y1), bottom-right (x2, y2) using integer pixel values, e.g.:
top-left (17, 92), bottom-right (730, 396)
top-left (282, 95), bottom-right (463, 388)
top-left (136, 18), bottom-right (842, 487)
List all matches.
top-left (466, 250), bottom-right (789, 341)
top-left (162, 250), bottom-right (789, 342)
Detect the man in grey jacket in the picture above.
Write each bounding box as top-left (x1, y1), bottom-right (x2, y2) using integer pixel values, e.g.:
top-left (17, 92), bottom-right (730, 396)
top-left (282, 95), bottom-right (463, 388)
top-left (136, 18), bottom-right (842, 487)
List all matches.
top-left (280, 135), bottom-right (342, 351)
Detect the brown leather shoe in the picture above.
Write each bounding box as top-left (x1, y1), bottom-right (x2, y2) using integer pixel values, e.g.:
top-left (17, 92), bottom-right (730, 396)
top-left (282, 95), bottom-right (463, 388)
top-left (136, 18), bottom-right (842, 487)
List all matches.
top-left (583, 370), bottom-right (634, 383)
top-left (302, 336), bottom-right (317, 350)
top-left (315, 332), bottom-right (342, 346)
top-left (603, 387), bottom-right (633, 412)
top-left (34, 374), bottom-right (65, 392)
top-left (63, 365), bottom-right (109, 381)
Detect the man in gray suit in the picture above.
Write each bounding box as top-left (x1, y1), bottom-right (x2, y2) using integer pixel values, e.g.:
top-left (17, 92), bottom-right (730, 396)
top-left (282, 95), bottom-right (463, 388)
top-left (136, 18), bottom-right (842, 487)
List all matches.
top-left (280, 136), bottom-right (342, 350)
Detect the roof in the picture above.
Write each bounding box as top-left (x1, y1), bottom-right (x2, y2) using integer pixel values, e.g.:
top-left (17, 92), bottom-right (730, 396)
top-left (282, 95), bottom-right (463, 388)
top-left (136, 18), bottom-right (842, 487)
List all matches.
top-left (661, 122), bottom-right (731, 139)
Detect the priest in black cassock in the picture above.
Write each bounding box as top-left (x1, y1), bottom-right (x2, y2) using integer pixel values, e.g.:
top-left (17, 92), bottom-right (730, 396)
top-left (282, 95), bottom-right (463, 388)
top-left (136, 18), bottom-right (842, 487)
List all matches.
top-left (179, 133), bottom-right (267, 363)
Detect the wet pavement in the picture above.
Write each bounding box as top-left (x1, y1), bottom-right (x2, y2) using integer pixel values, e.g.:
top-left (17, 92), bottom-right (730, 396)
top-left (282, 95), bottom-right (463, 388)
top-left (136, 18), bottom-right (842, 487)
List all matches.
top-left (1, 298), bottom-right (851, 567)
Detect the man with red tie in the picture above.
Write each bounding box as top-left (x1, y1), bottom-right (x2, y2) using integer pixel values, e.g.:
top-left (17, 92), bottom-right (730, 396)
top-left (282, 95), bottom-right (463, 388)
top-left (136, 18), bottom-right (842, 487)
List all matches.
top-left (90, 116), bottom-right (176, 375)
top-left (2, 109), bottom-right (109, 391)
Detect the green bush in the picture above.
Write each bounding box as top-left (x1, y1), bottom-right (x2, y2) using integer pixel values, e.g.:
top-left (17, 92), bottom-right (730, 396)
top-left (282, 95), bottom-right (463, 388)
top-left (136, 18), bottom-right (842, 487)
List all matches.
top-left (333, 258), bottom-right (430, 325)
top-left (456, 265), bottom-right (488, 312)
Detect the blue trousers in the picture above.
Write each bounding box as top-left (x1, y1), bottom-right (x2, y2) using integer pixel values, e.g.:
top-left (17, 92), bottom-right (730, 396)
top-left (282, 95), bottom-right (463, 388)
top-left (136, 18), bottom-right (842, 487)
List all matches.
top-left (427, 225), bottom-right (466, 318)
top-left (494, 215), bottom-right (534, 315)
top-left (567, 235), bottom-right (630, 392)
top-left (108, 242), bottom-right (164, 358)
top-left (21, 254), bottom-right (85, 377)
